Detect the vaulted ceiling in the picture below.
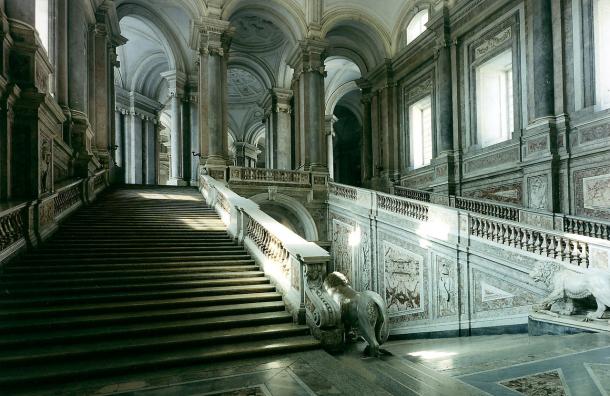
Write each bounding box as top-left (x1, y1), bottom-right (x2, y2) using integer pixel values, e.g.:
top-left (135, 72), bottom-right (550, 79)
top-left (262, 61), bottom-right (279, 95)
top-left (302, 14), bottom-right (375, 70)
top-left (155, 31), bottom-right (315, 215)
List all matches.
top-left (114, 0), bottom-right (431, 138)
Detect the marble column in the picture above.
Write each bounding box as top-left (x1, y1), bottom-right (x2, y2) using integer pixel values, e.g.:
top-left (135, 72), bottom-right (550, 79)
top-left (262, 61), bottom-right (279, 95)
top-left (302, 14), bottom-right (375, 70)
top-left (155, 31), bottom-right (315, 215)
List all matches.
top-left (161, 70), bottom-right (187, 186)
top-left (114, 110), bottom-right (123, 168)
top-left (192, 17), bottom-right (233, 176)
top-left (435, 31), bottom-right (453, 154)
top-left (144, 118), bottom-right (156, 185)
top-left (325, 115), bottom-right (336, 179)
top-left (357, 80), bottom-right (373, 186)
top-left (56, 0), bottom-right (70, 145)
top-left (5, 0), bottom-right (34, 25)
top-left (261, 88), bottom-right (292, 170)
top-left (188, 92), bottom-right (199, 185)
top-left (92, 22), bottom-right (112, 167)
top-left (288, 39), bottom-right (328, 172)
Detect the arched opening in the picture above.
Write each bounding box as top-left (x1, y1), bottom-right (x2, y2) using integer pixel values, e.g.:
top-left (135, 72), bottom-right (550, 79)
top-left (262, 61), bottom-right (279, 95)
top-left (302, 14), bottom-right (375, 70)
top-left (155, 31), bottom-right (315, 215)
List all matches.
top-left (324, 56), bottom-right (363, 186)
top-left (249, 194), bottom-right (320, 241)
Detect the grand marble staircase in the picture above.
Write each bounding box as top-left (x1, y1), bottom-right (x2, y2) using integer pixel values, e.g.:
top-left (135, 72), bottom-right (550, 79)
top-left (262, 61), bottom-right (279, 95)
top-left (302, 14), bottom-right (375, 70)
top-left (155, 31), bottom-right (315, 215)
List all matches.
top-left (0, 187), bottom-right (319, 391)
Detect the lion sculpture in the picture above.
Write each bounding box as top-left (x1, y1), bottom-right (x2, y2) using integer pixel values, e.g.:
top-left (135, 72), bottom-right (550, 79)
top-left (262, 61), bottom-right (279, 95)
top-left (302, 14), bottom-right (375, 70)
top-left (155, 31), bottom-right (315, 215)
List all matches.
top-left (323, 272), bottom-right (390, 356)
top-left (530, 262), bottom-right (610, 323)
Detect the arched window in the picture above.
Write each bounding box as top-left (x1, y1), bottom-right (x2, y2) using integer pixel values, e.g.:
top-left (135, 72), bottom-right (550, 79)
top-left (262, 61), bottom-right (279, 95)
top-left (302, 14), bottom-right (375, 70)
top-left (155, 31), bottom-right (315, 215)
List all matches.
top-left (406, 9), bottom-right (429, 45)
top-left (35, 0), bottom-right (50, 53)
top-left (594, 0), bottom-right (610, 109)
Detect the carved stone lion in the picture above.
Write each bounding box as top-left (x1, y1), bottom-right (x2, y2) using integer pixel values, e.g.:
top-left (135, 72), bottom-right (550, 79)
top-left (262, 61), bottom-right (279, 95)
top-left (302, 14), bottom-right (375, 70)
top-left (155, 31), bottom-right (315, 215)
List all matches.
top-left (530, 262), bottom-right (610, 322)
top-left (323, 272), bottom-right (390, 356)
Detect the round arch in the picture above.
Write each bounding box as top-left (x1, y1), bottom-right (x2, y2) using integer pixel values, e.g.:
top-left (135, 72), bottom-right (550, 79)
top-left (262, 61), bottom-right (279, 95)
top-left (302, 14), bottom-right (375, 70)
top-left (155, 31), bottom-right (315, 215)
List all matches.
top-left (116, 4), bottom-right (188, 75)
top-left (249, 193), bottom-right (319, 241)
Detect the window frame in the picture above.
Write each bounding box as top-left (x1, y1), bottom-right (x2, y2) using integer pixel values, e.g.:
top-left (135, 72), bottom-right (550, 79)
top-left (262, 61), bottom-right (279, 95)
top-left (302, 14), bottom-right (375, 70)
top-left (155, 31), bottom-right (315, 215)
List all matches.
top-left (402, 75), bottom-right (436, 172)
top-left (464, 12), bottom-right (523, 152)
top-left (474, 48), bottom-right (515, 148)
top-left (409, 95), bottom-right (434, 169)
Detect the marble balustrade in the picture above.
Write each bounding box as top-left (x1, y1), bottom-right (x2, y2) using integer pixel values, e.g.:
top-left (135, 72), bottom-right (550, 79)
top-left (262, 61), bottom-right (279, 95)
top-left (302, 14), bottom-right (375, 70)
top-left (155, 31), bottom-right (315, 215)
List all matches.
top-left (328, 181), bottom-right (610, 337)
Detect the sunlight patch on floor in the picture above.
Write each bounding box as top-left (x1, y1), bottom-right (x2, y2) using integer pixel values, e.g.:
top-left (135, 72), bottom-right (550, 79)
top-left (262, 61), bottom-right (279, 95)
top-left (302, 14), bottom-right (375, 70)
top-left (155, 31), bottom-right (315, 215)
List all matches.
top-left (137, 193), bottom-right (201, 201)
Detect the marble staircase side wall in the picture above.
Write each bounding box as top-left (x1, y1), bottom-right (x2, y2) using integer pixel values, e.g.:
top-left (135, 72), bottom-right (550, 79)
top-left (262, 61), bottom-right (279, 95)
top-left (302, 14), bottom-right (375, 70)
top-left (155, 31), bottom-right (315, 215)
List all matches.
top-left (328, 182), bottom-right (610, 337)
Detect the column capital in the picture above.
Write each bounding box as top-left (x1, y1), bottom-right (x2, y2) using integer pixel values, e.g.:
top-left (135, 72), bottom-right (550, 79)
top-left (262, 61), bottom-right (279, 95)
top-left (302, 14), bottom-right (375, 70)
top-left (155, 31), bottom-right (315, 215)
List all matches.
top-left (262, 88), bottom-right (294, 115)
top-left (287, 38), bottom-right (329, 78)
top-left (161, 70), bottom-right (187, 97)
top-left (190, 16), bottom-right (234, 56)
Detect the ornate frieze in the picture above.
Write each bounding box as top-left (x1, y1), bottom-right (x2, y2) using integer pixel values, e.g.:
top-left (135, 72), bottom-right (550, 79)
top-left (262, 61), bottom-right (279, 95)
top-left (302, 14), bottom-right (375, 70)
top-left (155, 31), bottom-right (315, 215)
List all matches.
top-left (463, 182), bottom-right (523, 205)
top-left (463, 147), bottom-right (519, 174)
top-left (474, 27), bottom-right (512, 59)
top-left (574, 166), bottom-right (610, 219)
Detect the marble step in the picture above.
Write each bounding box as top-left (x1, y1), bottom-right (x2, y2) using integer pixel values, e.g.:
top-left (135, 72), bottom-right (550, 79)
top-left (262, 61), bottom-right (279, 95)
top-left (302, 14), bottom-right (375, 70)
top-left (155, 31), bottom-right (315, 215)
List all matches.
top-left (6, 259), bottom-right (256, 272)
top-left (0, 300), bottom-right (288, 334)
top-left (24, 247), bottom-right (248, 259)
top-left (1, 265), bottom-right (260, 280)
top-left (0, 323), bottom-right (311, 366)
top-left (18, 253), bottom-right (253, 264)
top-left (0, 291), bottom-right (282, 319)
top-left (0, 311), bottom-right (293, 349)
top-left (0, 270), bottom-right (264, 286)
top-left (0, 335), bottom-right (320, 389)
top-left (0, 276), bottom-right (272, 296)
top-left (0, 283), bottom-right (277, 307)
top-left (37, 242), bottom-right (239, 250)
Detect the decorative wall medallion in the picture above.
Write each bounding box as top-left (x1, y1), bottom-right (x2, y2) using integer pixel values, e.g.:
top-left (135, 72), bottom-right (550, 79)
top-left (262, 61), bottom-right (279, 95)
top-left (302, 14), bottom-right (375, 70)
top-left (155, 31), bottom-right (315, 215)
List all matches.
top-left (384, 242), bottom-right (424, 315)
top-left (582, 173), bottom-right (610, 211)
top-left (437, 256), bottom-right (458, 317)
top-left (474, 27), bottom-right (512, 59)
top-left (332, 219), bottom-right (353, 281)
top-left (528, 176), bottom-right (548, 210)
top-left (499, 369), bottom-right (568, 396)
top-left (481, 282), bottom-right (514, 302)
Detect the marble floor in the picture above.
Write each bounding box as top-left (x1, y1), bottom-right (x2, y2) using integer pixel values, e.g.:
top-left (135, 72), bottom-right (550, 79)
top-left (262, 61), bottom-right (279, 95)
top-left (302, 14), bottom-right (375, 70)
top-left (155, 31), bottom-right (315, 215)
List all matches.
top-left (13, 332), bottom-right (610, 396)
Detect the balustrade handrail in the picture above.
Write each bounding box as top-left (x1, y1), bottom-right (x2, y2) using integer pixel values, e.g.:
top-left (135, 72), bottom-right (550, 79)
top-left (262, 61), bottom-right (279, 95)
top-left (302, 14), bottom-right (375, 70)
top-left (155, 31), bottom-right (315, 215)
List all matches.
top-left (228, 166), bottom-right (312, 186)
top-left (209, 176), bottom-right (329, 262)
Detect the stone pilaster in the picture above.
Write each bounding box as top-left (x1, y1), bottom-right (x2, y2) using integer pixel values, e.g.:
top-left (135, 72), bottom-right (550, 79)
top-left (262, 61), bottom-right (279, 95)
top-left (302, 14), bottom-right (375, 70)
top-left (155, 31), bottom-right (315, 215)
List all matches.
top-left (288, 39), bottom-right (328, 172)
top-left (522, 0), bottom-right (559, 213)
top-left (430, 8), bottom-right (456, 195)
top-left (190, 16), bottom-right (234, 179)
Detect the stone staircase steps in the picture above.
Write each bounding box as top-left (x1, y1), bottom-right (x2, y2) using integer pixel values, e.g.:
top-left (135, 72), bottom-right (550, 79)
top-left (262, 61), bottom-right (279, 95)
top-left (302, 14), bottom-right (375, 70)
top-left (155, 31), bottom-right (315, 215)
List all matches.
top-left (0, 336), bottom-right (320, 389)
top-left (0, 187), bottom-right (319, 391)
top-left (1, 276), bottom-right (273, 296)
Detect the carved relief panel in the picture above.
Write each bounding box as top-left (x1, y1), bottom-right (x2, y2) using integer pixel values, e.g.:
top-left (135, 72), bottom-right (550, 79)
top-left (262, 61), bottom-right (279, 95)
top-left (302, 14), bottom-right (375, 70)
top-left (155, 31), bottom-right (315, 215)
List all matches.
top-left (383, 241), bottom-right (424, 316)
